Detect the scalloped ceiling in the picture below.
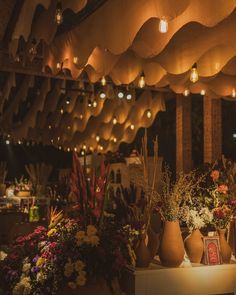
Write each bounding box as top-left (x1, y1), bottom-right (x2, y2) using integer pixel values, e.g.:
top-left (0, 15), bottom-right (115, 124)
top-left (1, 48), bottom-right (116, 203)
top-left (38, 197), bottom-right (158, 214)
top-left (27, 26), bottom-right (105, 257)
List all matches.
top-left (1, 0), bottom-right (236, 151)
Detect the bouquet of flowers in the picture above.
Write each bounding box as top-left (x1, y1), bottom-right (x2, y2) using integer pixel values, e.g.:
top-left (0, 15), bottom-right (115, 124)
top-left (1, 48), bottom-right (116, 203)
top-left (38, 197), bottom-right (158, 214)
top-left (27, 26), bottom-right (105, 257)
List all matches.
top-left (14, 176), bottom-right (33, 194)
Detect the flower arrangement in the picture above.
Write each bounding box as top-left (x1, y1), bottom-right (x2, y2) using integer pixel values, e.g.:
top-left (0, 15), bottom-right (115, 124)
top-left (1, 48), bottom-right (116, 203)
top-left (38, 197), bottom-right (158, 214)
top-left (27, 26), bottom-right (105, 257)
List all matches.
top-left (14, 176), bottom-right (33, 194)
top-left (212, 205), bottom-right (232, 229)
top-left (0, 203), bottom-right (134, 295)
top-left (181, 206), bottom-right (213, 231)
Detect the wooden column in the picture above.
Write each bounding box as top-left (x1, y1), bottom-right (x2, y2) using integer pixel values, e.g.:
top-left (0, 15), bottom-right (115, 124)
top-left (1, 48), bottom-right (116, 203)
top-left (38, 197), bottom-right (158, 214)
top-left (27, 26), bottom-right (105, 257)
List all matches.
top-left (176, 94), bottom-right (192, 173)
top-left (204, 96), bottom-right (222, 164)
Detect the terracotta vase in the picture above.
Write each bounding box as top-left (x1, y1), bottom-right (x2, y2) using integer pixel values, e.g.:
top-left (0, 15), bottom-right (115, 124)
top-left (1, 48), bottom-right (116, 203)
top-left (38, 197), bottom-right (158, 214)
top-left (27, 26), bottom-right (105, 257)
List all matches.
top-left (147, 227), bottom-right (161, 260)
top-left (184, 229), bottom-right (204, 263)
top-left (135, 232), bottom-right (151, 267)
top-left (218, 228), bottom-right (232, 263)
top-left (159, 220), bottom-right (184, 267)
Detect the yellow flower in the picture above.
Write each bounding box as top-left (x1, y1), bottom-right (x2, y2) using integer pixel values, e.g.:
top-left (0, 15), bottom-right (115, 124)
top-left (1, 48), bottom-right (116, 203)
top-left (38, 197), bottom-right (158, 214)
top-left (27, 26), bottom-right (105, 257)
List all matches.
top-left (88, 235), bottom-right (99, 246)
top-left (64, 262), bottom-right (74, 277)
top-left (76, 231), bottom-right (85, 240)
top-left (86, 225), bottom-right (97, 236)
top-left (68, 281), bottom-right (77, 289)
top-left (47, 228), bottom-right (56, 237)
top-left (74, 260), bottom-right (85, 272)
top-left (76, 275), bottom-right (86, 286)
top-left (36, 257), bottom-right (45, 268)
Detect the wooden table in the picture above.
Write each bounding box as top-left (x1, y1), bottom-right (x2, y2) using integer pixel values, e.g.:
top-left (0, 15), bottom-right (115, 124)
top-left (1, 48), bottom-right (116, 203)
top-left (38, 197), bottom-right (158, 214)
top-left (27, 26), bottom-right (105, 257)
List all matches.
top-left (121, 261), bottom-right (236, 295)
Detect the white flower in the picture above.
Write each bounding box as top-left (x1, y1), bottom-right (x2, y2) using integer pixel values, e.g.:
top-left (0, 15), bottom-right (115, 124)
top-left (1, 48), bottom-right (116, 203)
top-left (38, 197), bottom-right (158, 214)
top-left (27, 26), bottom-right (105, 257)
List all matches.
top-left (186, 209), bottom-right (205, 231)
top-left (200, 207), bottom-right (213, 224)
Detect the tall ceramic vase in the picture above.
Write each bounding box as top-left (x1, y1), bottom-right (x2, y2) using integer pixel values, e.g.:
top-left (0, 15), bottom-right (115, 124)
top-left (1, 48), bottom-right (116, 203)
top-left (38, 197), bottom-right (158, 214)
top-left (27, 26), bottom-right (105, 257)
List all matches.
top-left (159, 220), bottom-right (184, 267)
top-left (135, 232), bottom-right (151, 267)
top-left (184, 229), bottom-right (204, 263)
top-left (218, 228), bottom-right (232, 263)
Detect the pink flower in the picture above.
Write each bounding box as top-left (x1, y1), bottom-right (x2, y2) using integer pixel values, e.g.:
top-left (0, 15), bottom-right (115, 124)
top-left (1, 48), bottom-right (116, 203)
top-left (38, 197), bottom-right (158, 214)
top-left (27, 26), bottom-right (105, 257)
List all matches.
top-left (217, 184), bottom-right (228, 194)
top-left (210, 170), bottom-right (220, 181)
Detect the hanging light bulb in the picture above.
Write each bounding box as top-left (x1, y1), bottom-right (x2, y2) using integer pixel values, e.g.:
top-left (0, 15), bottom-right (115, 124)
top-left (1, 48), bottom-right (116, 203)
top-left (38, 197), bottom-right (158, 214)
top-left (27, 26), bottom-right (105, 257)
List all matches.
top-left (138, 73), bottom-right (145, 88)
top-left (59, 146), bottom-right (62, 150)
top-left (55, 1), bottom-right (63, 25)
top-left (96, 135), bottom-right (100, 142)
top-left (159, 17), bottom-right (168, 33)
top-left (112, 116), bottom-right (117, 125)
top-left (60, 108), bottom-right (64, 114)
top-left (130, 124), bottom-right (135, 130)
top-left (99, 145), bottom-right (104, 151)
top-left (93, 100), bottom-right (97, 108)
top-left (117, 90), bottom-right (124, 98)
top-left (74, 147), bottom-right (77, 152)
top-left (82, 144), bottom-right (87, 150)
top-left (232, 88), bottom-right (236, 98)
top-left (200, 89), bottom-right (206, 96)
top-left (183, 89), bottom-right (190, 97)
top-left (99, 91), bottom-right (106, 99)
top-left (113, 137), bottom-right (117, 143)
top-left (101, 76), bottom-right (106, 86)
top-left (190, 63), bottom-right (199, 83)
top-left (66, 97), bottom-right (70, 105)
top-left (146, 109), bottom-right (152, 118)
top-left (81, 150), bottom-right (85, 156)
top-left (88, 99), bottom-right (92, 107)
top-left (73, 56), bottom-right (78, 64)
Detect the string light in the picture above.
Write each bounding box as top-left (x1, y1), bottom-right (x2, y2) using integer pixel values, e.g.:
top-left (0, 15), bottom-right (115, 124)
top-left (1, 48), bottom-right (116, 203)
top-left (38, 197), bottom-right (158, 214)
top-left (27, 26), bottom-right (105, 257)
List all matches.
top-left (146, 109), bottom-right (152, 118)
top-left (67, 126), bottom-right (71, 130)
top-left (130, 124), bottom-right (135, 130)
top-left (96, 135), bottom-right (100, 142)
top-left (74, 147), bottom-right (77, 152)
top-left (66, 97), bottom-right (70, 105)
top-left (232, 88), bottom-right (236, 98)
top-left (59, 146), bottom-right (62, 150)
top-left (200, 89), bottom-right (206, 96)
top-left (93, 100), bottom-right (97, 108)
top-left (159, 17), bottom-right (168, 33)
top-left (101, 76), bottom-right (106, 86)
top-left (73, 56), bottom-right (78, 64)
top-left (79, 114), bottom-right (83, 119)
top-left (99, 91), bottom-right (106, 99)
top-left (82, 144), bottom-right (87, 150)
top-left (99, 145), bottom-right (104, 151)
top-left (18, 140), bottom-right (22, 145)
top-left (183, 89), bottom-right (190, 96)
top-left (60, 108), bottom-right (64, 114)
top-left (48, 125), bottom-right (52, 129)
top-left (113, 137), bottom-right (117, 143)
top-left (113, 116), bottom-right (117, 125)
top-left (118, 90), bottom-right (124, 98)
top-left (5, 140), bottom-right (10, 145)
top-left (88, 99), bottom-right (92, 107)
top-left (55, 1), bottom-right (63, 25)
top-left (56, 63), bottom-right (61, 70)
top-left (190, 63), bottom-right (199, 83)
top-left (67, 147), bottom-right (70, 152)
top-left (138, 73), bottom-right (145, 88)
top-left (81, 150), bottom-right (85, 156)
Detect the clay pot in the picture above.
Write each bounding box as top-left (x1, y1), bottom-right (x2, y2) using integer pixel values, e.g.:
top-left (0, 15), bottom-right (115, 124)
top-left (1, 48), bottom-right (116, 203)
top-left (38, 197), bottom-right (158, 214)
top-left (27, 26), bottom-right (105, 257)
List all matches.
top-left (184, 229), bottom-right (204, 263)
top-left (135, 232), bottom-right (151, 267)
top-left (218, 228), bottom-right (232, 263)
top-left (159, 220), bottom-right (184, 267)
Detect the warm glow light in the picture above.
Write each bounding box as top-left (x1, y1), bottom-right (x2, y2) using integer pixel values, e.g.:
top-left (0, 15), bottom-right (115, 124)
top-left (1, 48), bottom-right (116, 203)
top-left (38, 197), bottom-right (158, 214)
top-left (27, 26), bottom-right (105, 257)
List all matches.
top-left (67, 126), bottom-right (71, 130)
top-left (57, 136), bottom-right (60, 141)
top-left (18, 140), bottom-right (22, 145)
top-left (82, 144), bottom-right (86, 150)
top-left (190, 64), bottom-right (199, 83)
top-left (232, 88), bottom-right (236, 98)
top-left (5, 140), bottom-right (10, 145)
top-left (99, 91), bottom-right (106, 99)
top-left (60, 108), bottom-right (64, 114)
top-left (79, 114), bottom-right (83, 119)
top-left (89, 146), bottom-right (94, 151)
top-left (81, 150), bottom-right (85, 156)
top-left (126, 92), bottom-right (132, 100)
top-left (88, 99), bottom-right (92, 107)
top-left (66, 97), bottom-right (70, 104)
top-left (56, 63), bottom-right (61, 70)
top-left (55, 1), bottom-right (63, 24)
top-left (183, 89), bottom-right (190, 96)
top-left (59, 146), bottom-right (62, 150)
top-left (146, 110), bottom-right (152, 118)
top-left (51, 139), bottom-right (54, 143)
top-left (96, 136), bottom-right (100, 142)
top-left (138, 74), bottom-right (145, 88)
top-left (113, 137), bottom-right (117, 143)
top-left (48, 125), bottom-right (52, 129)
top-left (113, 116), bottom-right (117, 125)
top-left (101, 76), bottom-right (106, 86)
top-left (99, 145), bottom-right (104, 151)
top-left (67, 147), bottom-right (70, 152)
top-left (159, 17), bottom-right (168, 33)
top-left (130, 124), bottom-right (135, 130)
top-left (74, 147), bottom-right (77, 152)
top-left (200, 89), bottom-right (206, 96)
top-left (118, 91), bottom-right (124, 98)
top-left (93, 100), bottom-right (97, 108)
top-left (73, 56), bottom-right (78, 64)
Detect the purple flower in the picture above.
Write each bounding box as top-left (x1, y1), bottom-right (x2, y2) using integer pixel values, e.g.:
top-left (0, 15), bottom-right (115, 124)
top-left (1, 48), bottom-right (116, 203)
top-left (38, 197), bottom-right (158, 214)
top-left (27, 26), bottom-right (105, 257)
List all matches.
top-left (33, 255), bottom-right (39, 263)
top-left (31, 266), bottom-right (40, 273)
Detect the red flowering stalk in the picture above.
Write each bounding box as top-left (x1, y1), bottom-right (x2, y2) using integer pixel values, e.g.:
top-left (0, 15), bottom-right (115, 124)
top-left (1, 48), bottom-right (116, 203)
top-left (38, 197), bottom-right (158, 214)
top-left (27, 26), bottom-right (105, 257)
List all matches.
top-left (212, 205), bottom-right (232, 229)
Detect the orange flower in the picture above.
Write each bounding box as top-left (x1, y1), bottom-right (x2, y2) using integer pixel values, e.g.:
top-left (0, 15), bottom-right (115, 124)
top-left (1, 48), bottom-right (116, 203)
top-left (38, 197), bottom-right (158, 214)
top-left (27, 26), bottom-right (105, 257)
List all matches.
top-left (210, 170), bottom-right (220, 181)
top-left (217, 184), bottom-right (228, 194)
